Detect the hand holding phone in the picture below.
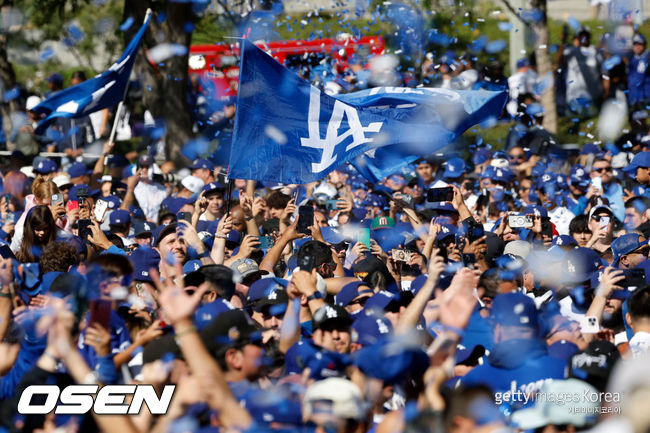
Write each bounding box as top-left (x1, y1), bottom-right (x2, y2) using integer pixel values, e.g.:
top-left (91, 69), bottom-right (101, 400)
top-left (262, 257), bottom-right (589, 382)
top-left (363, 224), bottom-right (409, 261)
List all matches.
top-left (357, 228), bottom-right (371, 248)
top-left (297, 206), bottom-right (314, 235)
top-left (94, 199), bottom-right (108, 222)
top-left (89, 299), bottom-right (112, 330)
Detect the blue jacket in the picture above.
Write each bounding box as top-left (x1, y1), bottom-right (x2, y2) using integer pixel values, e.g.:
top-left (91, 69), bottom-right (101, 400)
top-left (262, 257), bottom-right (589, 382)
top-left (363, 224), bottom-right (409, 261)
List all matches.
top-left (629, 51), bottom-right (650, 105)
top-left (459, 338), bottom-right (566, 407)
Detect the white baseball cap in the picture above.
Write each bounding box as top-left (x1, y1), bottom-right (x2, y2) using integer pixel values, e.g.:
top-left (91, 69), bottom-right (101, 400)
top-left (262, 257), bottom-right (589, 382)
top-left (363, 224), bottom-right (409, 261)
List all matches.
top-left (303, 378), bottom-right (365, 421)
top-left (25, 95), bottom-right (42, 111)
top-left (181, 175), bottom-right (205, 194)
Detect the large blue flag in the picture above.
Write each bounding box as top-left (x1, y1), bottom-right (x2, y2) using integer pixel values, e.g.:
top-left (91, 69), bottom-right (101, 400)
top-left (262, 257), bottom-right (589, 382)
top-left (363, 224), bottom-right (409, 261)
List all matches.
top-left (33, 11), bottom-right (152, 135)
top-left (229, 39), bottom-right (507, 184)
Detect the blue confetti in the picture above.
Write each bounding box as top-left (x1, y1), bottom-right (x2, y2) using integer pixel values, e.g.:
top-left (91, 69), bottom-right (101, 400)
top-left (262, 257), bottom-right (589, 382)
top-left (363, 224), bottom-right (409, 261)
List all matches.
top-left (497, 21), bottom-right (513, 31)
top-left (67, 24), bottom-right (84, 41)
top-left (567, 16), bottom-right (580, 31)
top-left (119, 17), bottom-right (134, 31)
top-left (3, 87), bottom-right (20, 101)
top-left (40, 47), bottom-right (55, 61)
top-left (485, 39), bottom-right (507, 53)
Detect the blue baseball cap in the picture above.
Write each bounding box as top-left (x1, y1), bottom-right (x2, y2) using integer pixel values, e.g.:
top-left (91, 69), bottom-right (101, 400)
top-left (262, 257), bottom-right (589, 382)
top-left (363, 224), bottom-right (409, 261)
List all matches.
top-left (242, 386), bottom-right (302, 426)
top-left (351, 314), bottom-right (393, 346)
top-left (202, 182), bottom-right (225, 196)
top-left (129, 247), bottom-right (160, 283)
top-left (133, 220), bottom-right (156, 237)
top-left (352, 338), bottom-right (429, 383)
top-left (562, 247), bottom-right (603, 284)
top-left (443, 157), bottom-right (467, 179)
top-left (321, 226), bottom-right (347, 245)
top-left (195, 298), bottom-right (236, 330)
top-left (246, 277), bottom-right (289, 307)
top-left (163, 197), bottom-right (194, 215)
top-left (612, 234), bottom-right (648, 265)
top-left (569, 165), bottom-right (590, 187)
top-left (364, 290), bottom-right (401, 313)
top-left (109, 209), bottom-right (131, 225)
top-left (491, 292), bottom-right (539, 329)
top-left (103, 195), bottom-right (121, 210)
top-left (428, 201), bottom-right (458, 213)
top-left (33, 159), bottom-right (57, 175)
top-left (67, 162), bottom-right (90, 178)
top-left (335, 281), bottom-right (374, 307)
top-left (68, 184), bottom-right (93, 202)
top-left (523, 204), bottom-right (548, 218)
top-left (183, 260), bottom-right (202, 276)
top-left (553, 235), bottom-right (578, 247)
top-left (624, 151), bottom-right (650, 173)
top-left (189, 158), bottom-right (214, 171)
top-left (472, 148), bottom-right (492, 165)
top-left (455, 344), bottom-right (486, 365)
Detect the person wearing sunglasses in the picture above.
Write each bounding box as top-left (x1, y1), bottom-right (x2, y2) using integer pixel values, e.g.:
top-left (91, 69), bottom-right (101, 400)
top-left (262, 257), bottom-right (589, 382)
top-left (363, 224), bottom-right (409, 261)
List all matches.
top-left (587, 205), bottom-right (615, 260)
top-left (612, 234), bottom-right (649, 269)
top-left (590, 158), bottom-right (625, 222)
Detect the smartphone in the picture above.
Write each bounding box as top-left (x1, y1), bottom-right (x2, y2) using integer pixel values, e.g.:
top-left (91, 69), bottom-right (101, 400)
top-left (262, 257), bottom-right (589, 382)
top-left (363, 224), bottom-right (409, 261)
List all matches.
top-left (298, 252), bottom-right (315, 272)
top-left (391, 249), bottom-right (412, 262)
top-left (427, 187), bottom-right (454, 202)
top-left (591, 177), bottom-right (603, 192)
top-left (622, 268), bottom-right (646, 290)
top-left (3, 194), bottom-right (10, 210)
top-left (462, 253), bottom-right (477, 266)
top-left (599, 216), bottom-right (611, 229)
top-left (51, 193), bottom-right (64, 207)
top-left (89, 299), bottom-right (112, 330)
top-left (325, 199), bottom-right (339, 210)
top-left (508, 214), bottom-right (533, 229)
top-left (358, 228), bottom-right (371, 248)
top-left (75, 186), bottom-right (89, 200)
top-left (297, 206), bottom-right (314, 235)
top-left (579, 316), bottom-right (599, 334)
top-left (395, 193), bottom-right (413, 207)
top-left (94, 199), bottom-right (108, 222)
top-left (67, 200), bottom-right (80, 212)
top-left (541, 217), bottom-right (553, 237)
top-left (255, 236), bottom-right (274, 249)
top-left (78, 219), bottom-right (93, 240)
top-left (177, 211), bottom-right (192, 223)
top-left (3, 212), bottom-right (14, 224)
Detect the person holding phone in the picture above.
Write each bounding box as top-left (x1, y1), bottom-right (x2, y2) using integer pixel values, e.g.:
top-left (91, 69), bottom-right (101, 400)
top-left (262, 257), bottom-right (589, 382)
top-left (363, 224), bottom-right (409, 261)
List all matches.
top-left (15, 206), bottom-right (58, 263)
top-left (589, 159), bottom-right (624, 222)
top-left (108, 209), bottom-right (133, 248)
top-left (586, 205), bottom-right (615, 261)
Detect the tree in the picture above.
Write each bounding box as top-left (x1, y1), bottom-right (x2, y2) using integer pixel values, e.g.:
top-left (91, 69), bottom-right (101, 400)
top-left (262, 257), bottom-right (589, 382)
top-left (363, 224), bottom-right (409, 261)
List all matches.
top-left (501, 0), bottom-right (557, 133)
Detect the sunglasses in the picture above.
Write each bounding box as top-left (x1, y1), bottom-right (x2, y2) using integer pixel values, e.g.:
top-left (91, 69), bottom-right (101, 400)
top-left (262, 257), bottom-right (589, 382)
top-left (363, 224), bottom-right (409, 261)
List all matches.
top-left (348, 296), bottom-right (370, 307)
top-left (591, 214), bottom-right (612, 222)
top-left (593, 167), bottom-right (612, 173)
top-left (631, 246), bottom-right (650, 256)
top-left (508, 154), bottom-right (526, 161)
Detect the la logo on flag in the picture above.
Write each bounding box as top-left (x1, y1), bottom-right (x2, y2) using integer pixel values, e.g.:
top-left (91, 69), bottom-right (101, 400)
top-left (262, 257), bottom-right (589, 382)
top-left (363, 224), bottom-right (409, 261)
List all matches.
top-left (300, 87), bottom-right (383, 173)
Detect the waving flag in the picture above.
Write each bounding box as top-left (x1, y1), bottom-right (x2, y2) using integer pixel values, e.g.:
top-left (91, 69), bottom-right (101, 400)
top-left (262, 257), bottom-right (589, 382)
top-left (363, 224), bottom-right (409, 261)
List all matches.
top-left (229, 39), bottom-right (507, 184)
top-left (33, 10), bottom-right (152, 135)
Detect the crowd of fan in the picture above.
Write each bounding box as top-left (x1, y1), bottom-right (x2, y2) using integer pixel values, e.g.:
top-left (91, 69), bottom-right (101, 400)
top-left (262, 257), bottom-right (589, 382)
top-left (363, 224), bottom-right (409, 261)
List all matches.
top-left (3, 17), bottom-right (650, 433)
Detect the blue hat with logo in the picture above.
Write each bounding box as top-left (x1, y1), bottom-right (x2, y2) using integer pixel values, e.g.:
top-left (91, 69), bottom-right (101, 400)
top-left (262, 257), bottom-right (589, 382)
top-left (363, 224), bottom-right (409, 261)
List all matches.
top-left (491, 292), bottom-right (539, 329)
top-left (523, 204), bottom-right (548, 218)
top-left (633, 33), bottom-right (647, 45)
top-left (103, 195), bottom-right (121, 210)
top-left (202, 182), bottom-right (225, 196)
top-left (351, 314), bottom-right (393, 346)
top-left (352, 337), bottom-right (429, 383)
top-left (562, 247), bottom-right (603, 284)
top-left (443, 157), bottom-right (467, 179)
top-left (189, 158), bottom-right (214, 171)
top-left (472, 148), bottom-right (492, 165)
top-left (335, 281), bottom-right (374, 307)
top-left (33, 159), bottom-right (57, 175)
top-left (129, 247), bottom-right (160, 283)
top-left (491, 167), bottom-right (514, 184)
top-left (624, 151), bottom-right (650, 173)
top-left (164, 197), bottom-right (194, 215)
top-left (183, 260), bottom-right (202, 276)
top-left (68, 184), bottom-right (93, 202)
top-left (612, 234), bottom-right (648, 265)
top-left (321, 226), bottom-right (347, 245)
top-left (133, 220), bottom-right (156, 237)
top-left (364, 290), bottom-right (401, 312)
top-left (553, 235), bottom-right (578, 247)
top-left (67, 162), bottom-right (90, 178)
top-left (246, 277), bottom-right (289, 307)
top-left (569, 165), bottom-right (590, 187)
top-left (195, 298), bottom-right (235, 330)
top-left (109, 209), bottom-right (131, 225)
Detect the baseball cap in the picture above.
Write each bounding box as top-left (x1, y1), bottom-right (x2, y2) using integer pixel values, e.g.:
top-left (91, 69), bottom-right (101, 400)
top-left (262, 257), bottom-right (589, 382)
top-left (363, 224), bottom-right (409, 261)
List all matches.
top-left (303, 378), bottom-right (365, 421)
top-left (371, 216), bottom-right (395, 230)
top-left (202, 182), bottom-right (225, 196)
top-left (138, 155), bottom-right (153, 167)
top-left (321, 227), bottom-right (347, 245)
top-left (553, 235), bottom-right (578, 247)
top-left (103, 195), bottom-right (121, 210)
top-left (133, 220), bottom-right (156, 238)
top-left (154, 223), bottom-right (176, 246)
top-left (199, 309), bottom-right (260, 349)
top-left (455, 344), bottom-right (486, 365)
top-left (364, 290), bottom-right (401, 313)
top-left (588, 204), bottom-right (614, 221)
top-left (194, 298), bottom-right (236, 330)
top-left (511, 379), bottom-right (599, 430)
top-left (67, 162), bottom-right (90, 178)
top-left (33, 159), bottom-right (57, 175)
top-left (491, 292), bottom-right (539, 329)
top-left (230, 258), bottom-right (263, 285)
top-left (68, 184), bottom-right (92, 202)
top-left (335, 281), bottom-right (374, 307)
top-left (568, 339), bottom-right (621, 392)
top-left (181, 175), bottom-right (205, 194)
top-left (51, 173), bottom-right (72, 189)
top-left (162, 197), bottom-right (194, 215)
top-left (633, 33), bottom-right (647, 45)
top-left (352, 337), bottom-right (429, 383)
top-left (47, 73), bottom-right (63, 85)
top-left (129, 247), bottom-right (160, 283)
top-left (182, 260), bottom-right (202, 276)
top-left (109, 209), bottom-right (131, 226)
top-left (623, 151), bottom-right (650, 173)
top-left (523, 204), bottom-right (548, 218)
top-left (612, 234), bottom-right (648, 265)
top-left (312, 304), bottom-right (353, 330)
top-left (246, 277), bottom-right (289, 310)
top-left (503, 240), bottom-right (532, 259)
top-left (188, 158), bottom-right (214, 171)
top-left (25, 95), bottom-right (41, 111)
top-left (562, 247), bottom-right (603, 284)
top-left (350, 314), bottom-right (393, 346)
top-left (442, 157), bottom-right (467, 179)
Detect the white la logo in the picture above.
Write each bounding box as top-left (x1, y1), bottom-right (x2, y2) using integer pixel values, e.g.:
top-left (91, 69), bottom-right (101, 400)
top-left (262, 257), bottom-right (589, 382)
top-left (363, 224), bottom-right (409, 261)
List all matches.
top-left (268, 290), bottom-right (278, 300)
top-left (301, 87), bottom-right (383, 173)
top-left (325, 306), bottom-right (338, 319)
top-left (376, 319), bottom-right (389, 334)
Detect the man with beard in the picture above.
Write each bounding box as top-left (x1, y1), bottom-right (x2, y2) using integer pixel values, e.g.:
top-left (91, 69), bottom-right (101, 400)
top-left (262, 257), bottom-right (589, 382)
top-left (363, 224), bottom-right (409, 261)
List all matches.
top-left (584, 267), bottom-right (628, 347)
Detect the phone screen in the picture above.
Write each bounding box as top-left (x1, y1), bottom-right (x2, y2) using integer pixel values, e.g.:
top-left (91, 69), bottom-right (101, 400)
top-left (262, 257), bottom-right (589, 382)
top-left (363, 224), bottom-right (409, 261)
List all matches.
top-left (358, 228), bottom-right (371, 248)
top-left (89, 299), bottom-right (112, 330)
top-left (297, 206), bottom-right (314, 235)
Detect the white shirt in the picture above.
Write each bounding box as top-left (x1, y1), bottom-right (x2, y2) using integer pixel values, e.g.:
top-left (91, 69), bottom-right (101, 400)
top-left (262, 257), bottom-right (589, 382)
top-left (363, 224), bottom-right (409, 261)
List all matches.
top-left (629, 331), bottom-right (650, 358)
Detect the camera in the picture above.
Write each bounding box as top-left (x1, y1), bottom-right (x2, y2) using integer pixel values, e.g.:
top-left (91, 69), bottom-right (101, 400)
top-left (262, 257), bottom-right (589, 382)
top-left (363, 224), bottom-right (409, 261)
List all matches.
top-left (75, 187), bottom-right (89, 200)
top-left (508, 215), bottom-right (533, 228)
top-left (152, 173), bottom-right (178, 184)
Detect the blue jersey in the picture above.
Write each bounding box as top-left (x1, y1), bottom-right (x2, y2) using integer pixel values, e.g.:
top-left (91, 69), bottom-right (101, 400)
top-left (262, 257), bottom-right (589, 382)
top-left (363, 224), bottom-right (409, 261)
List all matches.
top-left (629, 51), bottom-right (650, 105)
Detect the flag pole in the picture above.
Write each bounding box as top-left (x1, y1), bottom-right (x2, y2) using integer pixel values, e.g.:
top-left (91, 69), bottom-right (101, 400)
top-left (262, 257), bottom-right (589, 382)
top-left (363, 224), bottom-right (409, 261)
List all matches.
top-left (225, 166), bottom-right (233, 217)
top-left (104, 8), bottom-right (153, 152)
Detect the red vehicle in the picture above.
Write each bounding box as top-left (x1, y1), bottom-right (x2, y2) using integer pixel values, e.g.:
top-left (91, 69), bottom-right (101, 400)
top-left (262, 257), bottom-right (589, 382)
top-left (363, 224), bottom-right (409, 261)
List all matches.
top-left (188, 35), bottom-right (385, 99)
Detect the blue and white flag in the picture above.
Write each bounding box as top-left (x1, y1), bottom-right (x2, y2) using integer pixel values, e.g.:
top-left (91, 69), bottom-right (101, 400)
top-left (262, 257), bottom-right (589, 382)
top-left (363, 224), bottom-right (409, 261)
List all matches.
top-left (229, 39), bottom-right (507, 184)
top-left (33, 11), bottom-right (152, 135)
